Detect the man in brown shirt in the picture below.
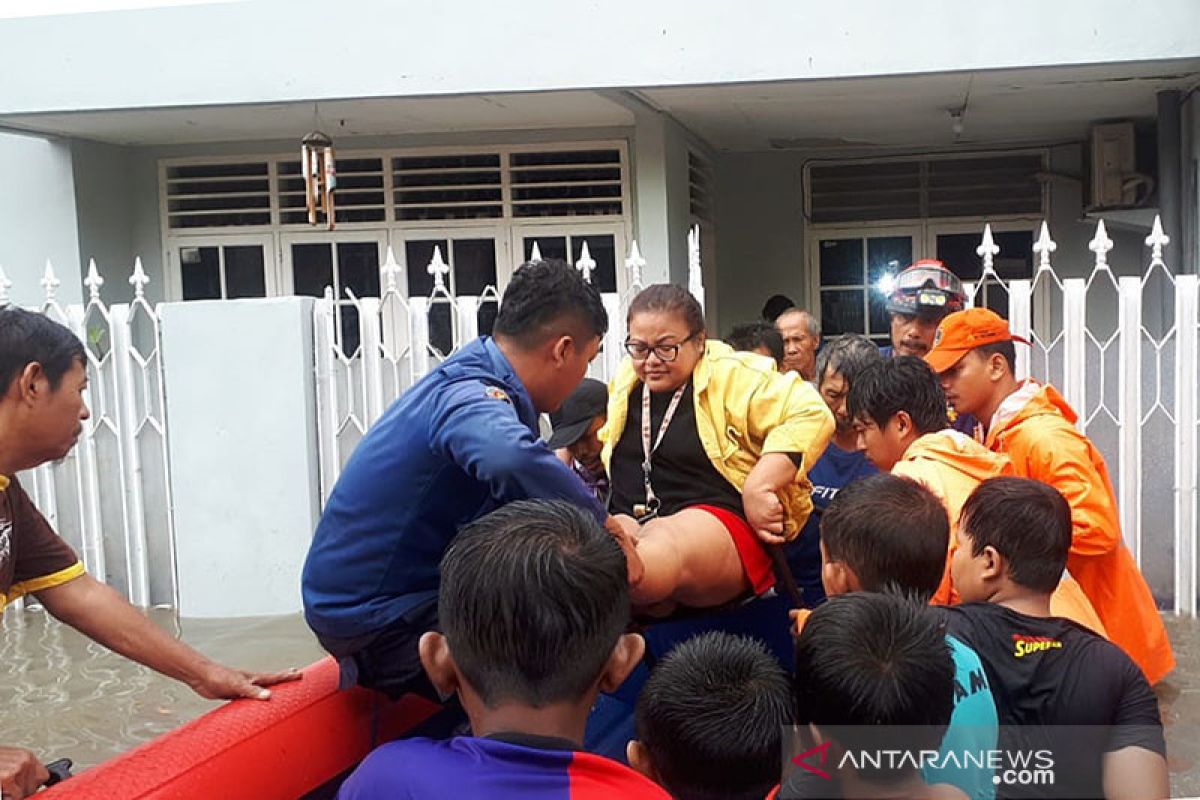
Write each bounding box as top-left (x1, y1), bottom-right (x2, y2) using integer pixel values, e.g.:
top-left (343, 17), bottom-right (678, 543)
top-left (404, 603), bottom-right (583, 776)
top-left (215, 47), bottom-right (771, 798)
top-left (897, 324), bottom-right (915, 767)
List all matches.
top-left (0, 307), bottom-right (300, 800)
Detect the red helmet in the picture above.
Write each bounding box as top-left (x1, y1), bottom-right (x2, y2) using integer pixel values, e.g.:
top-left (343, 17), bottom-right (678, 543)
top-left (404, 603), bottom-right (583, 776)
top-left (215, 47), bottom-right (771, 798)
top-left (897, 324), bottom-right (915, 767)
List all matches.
top-left (886, 260), bottom-right (966, 319)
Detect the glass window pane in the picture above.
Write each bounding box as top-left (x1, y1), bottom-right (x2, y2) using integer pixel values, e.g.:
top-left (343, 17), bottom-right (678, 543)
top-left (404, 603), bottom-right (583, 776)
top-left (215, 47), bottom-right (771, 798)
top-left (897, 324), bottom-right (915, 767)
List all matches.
top-left (523, 236), bottom-right (568, 263)
top-left (224, 245), bottom-right (266, 299)
top-left (935, 234), bottom-right (983, 281)
top-left (993, 231), bottom-right (1034, 279)
top-left (338, 303), bottom-right (361, 357)
top-left (452, 239), bottom-right (498, 295)
top-left (818, 239), bottom-right (864, 286)
top-left (868, 290), bottom-right (891, 337)
top-left (983, 283), bottom-right (1010, 318)
top-left (570, 235), bottom-right (617, 294)
top-left (292, 243), bottom-right (334, 297)
top-left (478, 300), bottom-right (499, 338)
top-left (867, 236), bottom-right (913, 286)
top-left (937, 231), bottom-right (1034, 283)
top-left (180, 246), bottom-right (221, 300)
top-left (405, 240), bottom-right (448, 297)
top-left (338, 242), bottom-right (381, 298)
top-left (821, 289), bottom-right (866, 336)
top-left (428, 302), bottom-right (453, 356)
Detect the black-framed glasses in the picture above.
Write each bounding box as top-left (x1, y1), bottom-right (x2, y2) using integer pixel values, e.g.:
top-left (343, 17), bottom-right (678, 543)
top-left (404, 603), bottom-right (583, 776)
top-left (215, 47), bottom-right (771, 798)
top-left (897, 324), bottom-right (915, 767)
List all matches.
top-left (624, 332), bottom-right (699, 362)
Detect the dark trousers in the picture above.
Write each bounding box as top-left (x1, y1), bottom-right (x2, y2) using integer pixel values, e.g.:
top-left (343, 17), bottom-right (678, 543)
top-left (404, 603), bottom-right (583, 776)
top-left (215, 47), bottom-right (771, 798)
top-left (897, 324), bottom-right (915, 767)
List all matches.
top-left (316, 598), bottom-right (443, 702)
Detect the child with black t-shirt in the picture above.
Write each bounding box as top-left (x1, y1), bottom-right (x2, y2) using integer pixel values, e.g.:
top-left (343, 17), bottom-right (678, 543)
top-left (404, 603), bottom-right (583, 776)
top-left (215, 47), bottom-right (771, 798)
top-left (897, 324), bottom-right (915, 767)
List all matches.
top-left (943, 477), bottom-right (1167, 800)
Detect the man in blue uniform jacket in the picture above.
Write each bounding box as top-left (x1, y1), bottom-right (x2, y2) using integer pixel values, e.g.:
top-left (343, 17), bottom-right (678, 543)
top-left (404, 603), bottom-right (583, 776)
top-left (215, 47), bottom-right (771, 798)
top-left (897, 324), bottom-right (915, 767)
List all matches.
top-left (302, 259), bottom-right (612, 700)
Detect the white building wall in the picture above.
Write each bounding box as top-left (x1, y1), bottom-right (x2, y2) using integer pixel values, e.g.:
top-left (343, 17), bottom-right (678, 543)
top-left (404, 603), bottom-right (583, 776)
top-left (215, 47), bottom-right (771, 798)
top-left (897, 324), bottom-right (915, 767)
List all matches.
top-left (0, 131), bottom-right (83, 305)
top-left (3, 0), bottom-right (1199, 115)
top-left (71, 139), bottom-right (137, 305)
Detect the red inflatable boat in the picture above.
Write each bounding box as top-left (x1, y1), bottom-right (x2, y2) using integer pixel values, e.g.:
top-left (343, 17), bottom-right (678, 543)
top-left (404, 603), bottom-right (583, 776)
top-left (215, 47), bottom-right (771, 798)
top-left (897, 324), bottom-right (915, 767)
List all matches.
top-left (40, 658), bottom-right (441, 800)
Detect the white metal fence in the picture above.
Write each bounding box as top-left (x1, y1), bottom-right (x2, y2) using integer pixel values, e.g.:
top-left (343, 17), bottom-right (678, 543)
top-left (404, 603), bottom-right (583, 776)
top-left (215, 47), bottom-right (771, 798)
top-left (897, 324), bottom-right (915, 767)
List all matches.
top-left (2, 259), bottom-right (176, 610)
top-left (4, 220), bottom-right (1197, 614)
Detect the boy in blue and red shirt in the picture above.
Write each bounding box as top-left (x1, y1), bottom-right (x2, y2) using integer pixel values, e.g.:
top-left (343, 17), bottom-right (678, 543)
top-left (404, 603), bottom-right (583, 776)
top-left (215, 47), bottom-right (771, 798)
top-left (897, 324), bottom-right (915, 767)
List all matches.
top-left (337, 500), bottom-right (668, 800)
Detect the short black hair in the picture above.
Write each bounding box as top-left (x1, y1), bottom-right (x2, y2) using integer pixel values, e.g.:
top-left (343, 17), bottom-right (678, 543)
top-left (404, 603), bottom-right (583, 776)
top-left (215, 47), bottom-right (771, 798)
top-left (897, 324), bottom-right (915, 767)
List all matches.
top-left (493, 259), bottom-right (608, 350)
top-left (815, 333), bottom-right (885, 389)
top-left (972, 340), bottom-right (1017, 374)
top-left (820, 474), bottom-right (950, 601)
top-left (0, 305), bottom-right (86, 396)
top-left (727, 321), bottom-right (784, 366)
top-left (627, 284), bottom-right (705, 337)
top-left (761, 294), bottom-right (795, 322)
top-left (794, 594), bottom-right (954, 785)
top-left (847, 355), bottom-right (949, 434)
top-left (959, 477), bottom-right (1072, 593)
top-left (637, 632), bottom-right (793, 800)
top-left (438, 499), bottom-right (629, 707)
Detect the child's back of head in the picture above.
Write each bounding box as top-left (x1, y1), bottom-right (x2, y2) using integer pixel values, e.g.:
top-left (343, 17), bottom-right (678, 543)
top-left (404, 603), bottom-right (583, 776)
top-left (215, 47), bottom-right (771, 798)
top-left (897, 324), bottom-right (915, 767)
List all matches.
top-left (632, 631), bottom-right (793, 800)
top-left (820, 473), bottom-right (949, 601)
top-left (954, 476), bottom-right (1071, 597)
top-left (794, 593), bottom-right (955, 787)
top-left (439, 498), bottom-right (631, 706)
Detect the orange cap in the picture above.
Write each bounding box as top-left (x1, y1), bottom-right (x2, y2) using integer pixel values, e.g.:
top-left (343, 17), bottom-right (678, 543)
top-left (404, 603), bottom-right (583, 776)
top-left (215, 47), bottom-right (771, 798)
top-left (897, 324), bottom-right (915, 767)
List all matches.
top-left (924, 307), bottom-right (1030, 373)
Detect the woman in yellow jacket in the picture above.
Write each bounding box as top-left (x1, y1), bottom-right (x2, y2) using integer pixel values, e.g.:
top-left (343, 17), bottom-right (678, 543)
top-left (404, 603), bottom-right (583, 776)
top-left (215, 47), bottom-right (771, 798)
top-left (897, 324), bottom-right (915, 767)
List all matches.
top-left (600, 285), bottom-right (834, 616)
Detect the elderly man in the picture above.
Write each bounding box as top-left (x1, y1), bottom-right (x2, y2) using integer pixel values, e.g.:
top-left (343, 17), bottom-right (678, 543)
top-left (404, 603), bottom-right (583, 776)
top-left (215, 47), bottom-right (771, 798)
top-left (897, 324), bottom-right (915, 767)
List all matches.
top-left (774, 308), bottom-right (820, 382)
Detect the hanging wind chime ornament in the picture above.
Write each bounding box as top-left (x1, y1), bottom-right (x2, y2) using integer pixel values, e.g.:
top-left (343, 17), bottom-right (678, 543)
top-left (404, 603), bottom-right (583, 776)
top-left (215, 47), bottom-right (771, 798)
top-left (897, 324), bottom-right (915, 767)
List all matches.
top-left (301, 130), bottom-right (336, 230)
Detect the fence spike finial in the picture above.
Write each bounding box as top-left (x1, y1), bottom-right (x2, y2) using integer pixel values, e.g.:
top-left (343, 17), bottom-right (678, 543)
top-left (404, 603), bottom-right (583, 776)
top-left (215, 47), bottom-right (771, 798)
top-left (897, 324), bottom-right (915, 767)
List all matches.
top-left (84, 259), bottom-right (105, 301)
top-left (427, 245), bottom-right (450, 290)
top-left (976, 224), bottom-right (1000, 275)
top-left (530, 242), bottom-right (543, 264)
top-left (1088, 219), bottom-right (1114, 273)
top-left (625, 240), bottom-right (645, 288)
top-left (1032, 221), bottom-right (1057, 271)
top-left (41, 260), bottom-right (61, 302)
top-left (129, 257), bottom-right (150, 299)
top-left (1145, 214), bottom-right (1170, 257)
top-left (381, 246), bottom-right (402, 293)
top-left (575, 241), bottom-right (596, 283)
top-left (0, 264), bottom-right (10, 304)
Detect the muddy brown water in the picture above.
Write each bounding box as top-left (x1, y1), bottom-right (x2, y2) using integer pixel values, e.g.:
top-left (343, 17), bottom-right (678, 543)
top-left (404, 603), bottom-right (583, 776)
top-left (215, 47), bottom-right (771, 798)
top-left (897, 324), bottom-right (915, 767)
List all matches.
top-left (2, 609), bottom-right (1199, 795)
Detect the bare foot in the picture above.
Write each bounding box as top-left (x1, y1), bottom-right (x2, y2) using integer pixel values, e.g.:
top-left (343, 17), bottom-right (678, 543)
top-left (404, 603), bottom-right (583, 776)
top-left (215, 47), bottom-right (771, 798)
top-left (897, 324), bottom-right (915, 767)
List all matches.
top-left (605, 514), bottom-right (646, 587)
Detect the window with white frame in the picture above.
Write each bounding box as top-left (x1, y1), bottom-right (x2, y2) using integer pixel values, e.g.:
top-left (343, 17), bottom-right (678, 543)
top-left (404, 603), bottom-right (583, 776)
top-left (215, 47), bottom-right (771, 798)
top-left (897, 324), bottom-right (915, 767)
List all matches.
top-left (805, 152), bottom-right (1046, 340)
top-left (161, 142), bottom-right (633, 307)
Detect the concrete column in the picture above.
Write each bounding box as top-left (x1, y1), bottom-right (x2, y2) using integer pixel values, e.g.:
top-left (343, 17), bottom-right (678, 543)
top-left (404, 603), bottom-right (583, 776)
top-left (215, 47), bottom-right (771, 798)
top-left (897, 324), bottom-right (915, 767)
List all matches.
top-left (161, 297), bottom-right (321, 617)
top-left (1158, 90), bottom-right (1184, 273)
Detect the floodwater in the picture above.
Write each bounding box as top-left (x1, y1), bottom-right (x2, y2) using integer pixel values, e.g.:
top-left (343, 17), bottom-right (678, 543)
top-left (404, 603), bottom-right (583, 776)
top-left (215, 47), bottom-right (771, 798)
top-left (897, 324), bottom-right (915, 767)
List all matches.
top-left (1, 607), bottom-right (1199, 795)
top-left (0, 606), bottom-right (324, 772)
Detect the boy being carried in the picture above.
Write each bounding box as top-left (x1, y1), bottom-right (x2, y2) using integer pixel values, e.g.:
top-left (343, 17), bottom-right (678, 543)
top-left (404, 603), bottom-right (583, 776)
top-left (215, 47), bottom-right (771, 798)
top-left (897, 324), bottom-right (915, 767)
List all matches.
top-left (337, 500), bottom-right (667, 800)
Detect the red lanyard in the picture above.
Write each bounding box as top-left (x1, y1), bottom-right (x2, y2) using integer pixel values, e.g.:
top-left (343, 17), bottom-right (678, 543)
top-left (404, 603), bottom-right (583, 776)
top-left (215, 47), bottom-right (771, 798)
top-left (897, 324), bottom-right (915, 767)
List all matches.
top-left (639, 381), bottom-right (687, 517)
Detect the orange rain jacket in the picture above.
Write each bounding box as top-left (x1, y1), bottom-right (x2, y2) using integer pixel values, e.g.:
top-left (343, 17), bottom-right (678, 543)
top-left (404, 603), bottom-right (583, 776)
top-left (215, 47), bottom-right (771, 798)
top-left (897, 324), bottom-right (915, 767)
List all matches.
top-left (986, 381), bottom-right (1175, 684)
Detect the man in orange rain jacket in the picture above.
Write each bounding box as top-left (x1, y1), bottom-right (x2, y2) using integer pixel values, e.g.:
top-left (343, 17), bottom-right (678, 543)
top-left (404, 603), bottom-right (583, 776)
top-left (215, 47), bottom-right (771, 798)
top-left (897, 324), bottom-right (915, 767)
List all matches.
top-left (846, 355), bottom-right (1104, 633)
top-left (927, 307), bottom-right (1174, 685)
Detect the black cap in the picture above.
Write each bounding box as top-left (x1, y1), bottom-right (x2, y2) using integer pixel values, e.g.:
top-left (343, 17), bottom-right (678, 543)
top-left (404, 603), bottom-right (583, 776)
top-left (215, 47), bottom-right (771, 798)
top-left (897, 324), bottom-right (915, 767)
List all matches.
top-left (547, 378), bottom-right (608, 450)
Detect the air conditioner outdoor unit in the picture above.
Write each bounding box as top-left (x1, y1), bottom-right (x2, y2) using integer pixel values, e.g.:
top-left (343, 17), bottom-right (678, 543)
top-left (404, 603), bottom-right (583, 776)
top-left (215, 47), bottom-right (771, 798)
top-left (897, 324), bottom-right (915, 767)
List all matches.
top-left (1090, 122), bottom-right (1154, 209)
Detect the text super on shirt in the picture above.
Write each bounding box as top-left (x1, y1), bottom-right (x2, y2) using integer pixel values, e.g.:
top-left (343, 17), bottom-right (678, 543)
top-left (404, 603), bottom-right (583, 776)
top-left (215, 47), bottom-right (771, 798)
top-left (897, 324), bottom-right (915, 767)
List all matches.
top-left (0, 474), bottom-right (85, 610)
top-left (934, 602), bottom-right (1164, 800)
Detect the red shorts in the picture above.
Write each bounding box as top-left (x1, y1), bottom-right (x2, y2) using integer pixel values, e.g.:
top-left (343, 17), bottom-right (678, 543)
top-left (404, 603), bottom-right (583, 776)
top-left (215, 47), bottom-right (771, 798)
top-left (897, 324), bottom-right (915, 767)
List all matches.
top-left (693, 504), bottom-right (776, 596)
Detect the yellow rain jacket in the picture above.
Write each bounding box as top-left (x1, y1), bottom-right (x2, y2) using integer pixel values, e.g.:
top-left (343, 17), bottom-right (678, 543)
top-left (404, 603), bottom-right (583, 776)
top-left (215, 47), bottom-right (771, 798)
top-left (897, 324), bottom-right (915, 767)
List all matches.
top-left (987, 381), bottom-right (1174, 684)
top-left (893, 429), bottom-right (1013, 605)
top-left (600, 341), bottom-right (834, 540)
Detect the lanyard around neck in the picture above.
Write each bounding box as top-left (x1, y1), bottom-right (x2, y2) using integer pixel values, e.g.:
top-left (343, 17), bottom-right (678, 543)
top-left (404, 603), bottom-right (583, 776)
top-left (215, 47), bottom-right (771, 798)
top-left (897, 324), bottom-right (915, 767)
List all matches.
top-left (638, 381), bottom-right (688, 516)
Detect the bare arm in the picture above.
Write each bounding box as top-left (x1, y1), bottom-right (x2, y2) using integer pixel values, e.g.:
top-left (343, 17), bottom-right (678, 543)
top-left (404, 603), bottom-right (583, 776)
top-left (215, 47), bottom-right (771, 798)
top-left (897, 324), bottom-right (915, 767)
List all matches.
top-left (36, 574), bottom-right (300, 700)
top-left (743, 452), bottom-right (799, 544)
top-left (1102, 746), bottom-right (1169, 800)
